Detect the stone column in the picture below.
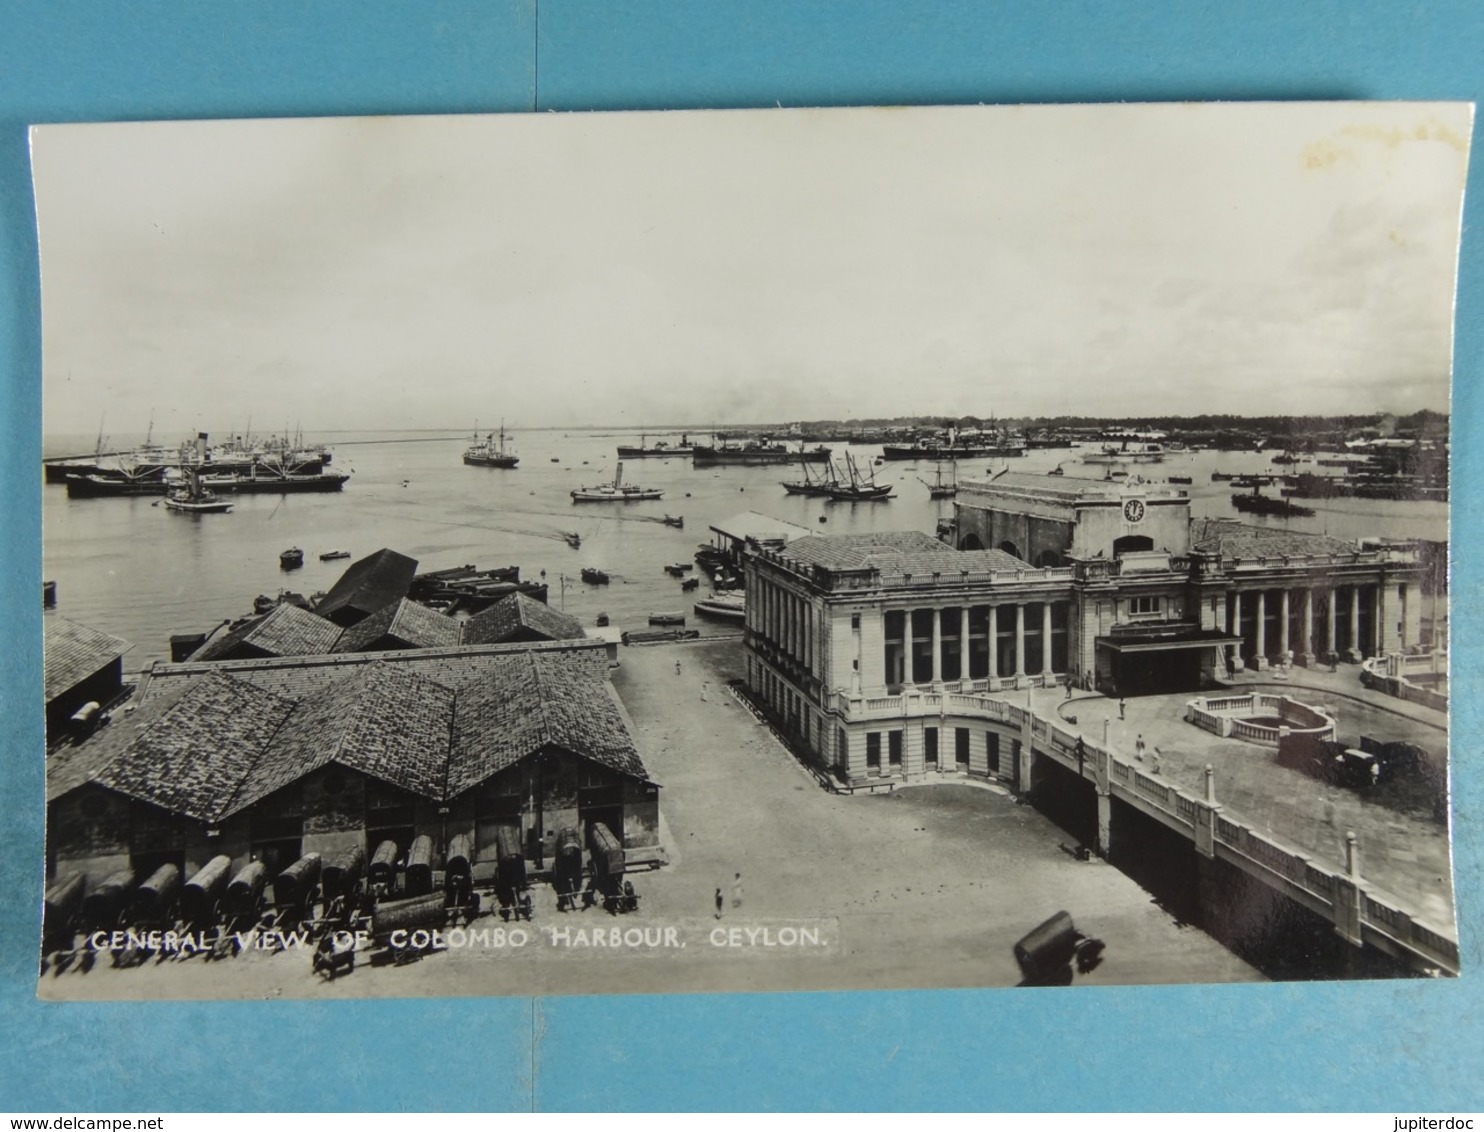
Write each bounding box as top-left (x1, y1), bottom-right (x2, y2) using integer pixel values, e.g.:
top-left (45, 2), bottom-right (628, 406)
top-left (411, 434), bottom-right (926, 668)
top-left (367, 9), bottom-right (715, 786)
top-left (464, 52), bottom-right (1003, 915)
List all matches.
top-left (1300, 588), bottom-right (1315, 667)
top-left (960, 606), bottom-right (970, 685)
top-left (1095, 747), bottom-right (1113, 858)
top-left (1346, 586), bottom-right (1363, 663)
top-left (1278, 589), bottom-right (1290, 661)
top-left (930, 606), bottom-right (942, 684)
top-left (987, 605), bottom-right (999, 683)
top-left (1326, 589), bottom-right (1338, 656)
top-left (1229, 592), bottom-right (1245, 673)
top-left (1014, 604), bottom-right (1026, 683)
top-left (1254, 590), bottom-right (1268, 671)
top-left (1041, 601), bottom-right (1054, 678)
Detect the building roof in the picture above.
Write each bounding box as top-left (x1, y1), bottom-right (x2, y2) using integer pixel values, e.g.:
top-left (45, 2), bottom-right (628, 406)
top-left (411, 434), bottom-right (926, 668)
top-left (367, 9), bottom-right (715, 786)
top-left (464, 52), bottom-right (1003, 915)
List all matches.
top-left (51, 650), bottom-right (648, 822)
top-left (461, 592), bottom-right (586, 645)
top-left (333, 597), bottom-right (462, 653)
top-left (237, 665), bottom-right (454, 809)
top-left (1190, 519), bottom-right (1359, 561)
top-left (191, 602), bottom-right (344, 662)
top-left (448, 653), bottom-right (648, 796)
top-left (314, 548), bottom-right (419, 623)
top-left (961, 469), bottom-right (1124, 502)
top-left (779, 530), bottom-right (1027, 573)
top-left (44, 616), bottom-right (131, 703)
top-left (709, 510), bottom-right (814, 545)
top-left (46, 673), bottom-right (298, 822)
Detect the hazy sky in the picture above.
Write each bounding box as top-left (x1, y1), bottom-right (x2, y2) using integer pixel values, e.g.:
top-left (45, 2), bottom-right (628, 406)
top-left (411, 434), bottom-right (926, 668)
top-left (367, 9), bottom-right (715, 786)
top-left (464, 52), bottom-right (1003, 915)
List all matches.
top-left (32, 102), bottom-right (1472, 435)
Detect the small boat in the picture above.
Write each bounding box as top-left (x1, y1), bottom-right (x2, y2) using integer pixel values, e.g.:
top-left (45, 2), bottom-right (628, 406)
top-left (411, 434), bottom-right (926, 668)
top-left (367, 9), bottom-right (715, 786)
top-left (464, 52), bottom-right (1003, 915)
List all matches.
top-left (319, 549), bottom-right (351, 561)
top-left (664, 562), bottom-right (693, 577)
top-left (280, 547), bottom-right (304, 569)
top-left (662, 514), bottom-right (685, 528)
top-left (1168, 475), bottom-right (1193, 485)
top-left (694, 593), bottom-right (746, 622)
top-left (595, 612), bottom-right (610, 627)
top-left (681, 577), bottom-right (700, 592)
top-left (253, 593), bottom-right (277, 614)
top-left (581, 567), bottom-right (610, 585)
top-left (562, 531), bottom-right (582, 548)
top-left (649, 611), bottom-right (686, 626)
top-left (571, 461), bottom-right (664, 502)
top-left (550, 457), bottom-right (560, 463)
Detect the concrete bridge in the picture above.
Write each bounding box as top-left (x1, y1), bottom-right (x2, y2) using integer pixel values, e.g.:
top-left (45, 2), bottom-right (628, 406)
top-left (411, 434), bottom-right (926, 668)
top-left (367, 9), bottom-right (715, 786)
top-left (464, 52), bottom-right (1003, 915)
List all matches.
top-left (825, 686), bottom-right (1458, 977)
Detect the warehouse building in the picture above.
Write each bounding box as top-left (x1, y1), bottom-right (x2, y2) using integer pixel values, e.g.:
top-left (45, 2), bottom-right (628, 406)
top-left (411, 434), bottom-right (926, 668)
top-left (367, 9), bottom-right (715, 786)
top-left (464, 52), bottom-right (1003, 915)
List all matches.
top-left (46, 642), bottom-right (658, 886)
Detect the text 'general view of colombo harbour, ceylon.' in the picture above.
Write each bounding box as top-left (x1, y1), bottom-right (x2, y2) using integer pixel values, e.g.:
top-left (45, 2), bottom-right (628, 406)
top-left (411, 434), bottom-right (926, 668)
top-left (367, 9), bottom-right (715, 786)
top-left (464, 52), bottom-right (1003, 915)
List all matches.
top-left (31, 102), bottom-right (1466, 999)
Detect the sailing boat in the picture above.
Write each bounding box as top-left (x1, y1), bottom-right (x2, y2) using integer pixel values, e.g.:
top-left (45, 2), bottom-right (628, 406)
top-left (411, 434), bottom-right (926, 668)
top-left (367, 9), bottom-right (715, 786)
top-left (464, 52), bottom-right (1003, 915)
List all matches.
top-left (462, 420), bottom-right (519, 468)
top-left (162, 465), bottom-right (233, 514)
top-left (918, 460), bottom-right (958, 499)
top-left (781, 456), bottom-right (838, 496)
top-left (821, 452), bottom-right (893, 501)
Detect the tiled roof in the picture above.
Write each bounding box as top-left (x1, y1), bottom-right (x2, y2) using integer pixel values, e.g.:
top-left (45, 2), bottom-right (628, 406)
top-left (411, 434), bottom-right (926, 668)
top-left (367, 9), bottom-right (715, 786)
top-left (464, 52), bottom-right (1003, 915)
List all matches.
top-left (961, 470), bottom-right (1120, 500)
top-left (191, 603), bottom-right (343, 661)
top-left (46, 673), bottom-right (298, 822)
top-left (51, 650), bottom-right (644, 821)
top-left (447, 654), bottom-right (648, 797)
top-left (1190, 519), bottom-right (1358, 560)
top-left (779, 531), bottom-right (1026, 572)
top-left (334, 598), bottom-right (462, 652)
top-left (461, 593), bottom-right (586, 645)
top-left (315, 549), bottom-right (418, 622)
top-left (44, 617), bottom-right (131, 702)
top-left (235, 665), bottom-right (454, 809)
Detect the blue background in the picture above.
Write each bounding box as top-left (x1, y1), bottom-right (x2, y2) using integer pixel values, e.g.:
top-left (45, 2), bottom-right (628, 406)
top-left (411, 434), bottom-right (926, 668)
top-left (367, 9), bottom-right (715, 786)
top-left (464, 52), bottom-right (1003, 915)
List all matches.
top-left (2, 0), bottom-right (1480, 1112)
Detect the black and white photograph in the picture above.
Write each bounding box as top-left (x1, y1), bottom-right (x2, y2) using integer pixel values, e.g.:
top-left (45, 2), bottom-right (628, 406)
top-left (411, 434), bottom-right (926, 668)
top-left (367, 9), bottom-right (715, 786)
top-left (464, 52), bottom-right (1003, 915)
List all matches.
top-left (33, 101), bottom-right (1467, 1000)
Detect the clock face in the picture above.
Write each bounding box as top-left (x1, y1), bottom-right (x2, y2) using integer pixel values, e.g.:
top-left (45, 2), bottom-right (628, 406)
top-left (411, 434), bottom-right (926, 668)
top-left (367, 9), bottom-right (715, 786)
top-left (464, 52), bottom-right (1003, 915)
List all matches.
top-left (1123, 498), bottom-right (1146, 524)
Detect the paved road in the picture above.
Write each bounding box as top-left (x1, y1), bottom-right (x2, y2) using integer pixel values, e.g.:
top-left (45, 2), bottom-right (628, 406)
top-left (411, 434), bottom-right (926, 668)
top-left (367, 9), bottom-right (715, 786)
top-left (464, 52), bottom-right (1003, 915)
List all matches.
top-left (1059, 666), bottom-right (1454, 930)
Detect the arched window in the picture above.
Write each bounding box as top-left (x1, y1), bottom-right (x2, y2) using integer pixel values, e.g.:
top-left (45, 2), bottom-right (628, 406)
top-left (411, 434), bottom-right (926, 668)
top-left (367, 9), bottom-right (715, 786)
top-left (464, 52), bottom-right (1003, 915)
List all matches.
top-left (958, 532), bottom-right (985, 550)
top-left (998, 540), bottom-right (1022, 560)
top-left (1036, 550), bottom-right (1062, 568)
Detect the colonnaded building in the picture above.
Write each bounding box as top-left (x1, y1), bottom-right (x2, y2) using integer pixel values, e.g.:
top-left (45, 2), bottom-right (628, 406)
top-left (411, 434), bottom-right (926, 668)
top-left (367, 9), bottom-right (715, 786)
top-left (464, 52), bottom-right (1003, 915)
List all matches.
top-left (743, 471), bottom-right (1427, 788)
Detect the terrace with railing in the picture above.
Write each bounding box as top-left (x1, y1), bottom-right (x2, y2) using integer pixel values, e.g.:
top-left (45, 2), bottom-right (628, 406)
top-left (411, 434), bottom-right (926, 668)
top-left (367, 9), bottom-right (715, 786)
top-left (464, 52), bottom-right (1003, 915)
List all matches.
top-left (1184, 692), bottom-right (1336, 747)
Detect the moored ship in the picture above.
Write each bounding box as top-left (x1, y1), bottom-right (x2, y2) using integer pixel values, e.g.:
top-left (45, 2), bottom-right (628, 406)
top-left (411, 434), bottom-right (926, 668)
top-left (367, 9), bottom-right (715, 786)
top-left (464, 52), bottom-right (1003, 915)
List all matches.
top-left (879, 428), bottom-right (1025, 461)
top-left (617, 433), bottom-right (695, 459)
top-left (463, 423), bottom-right (519, 468)
top-left (692, 437), bottom-right (831, 466)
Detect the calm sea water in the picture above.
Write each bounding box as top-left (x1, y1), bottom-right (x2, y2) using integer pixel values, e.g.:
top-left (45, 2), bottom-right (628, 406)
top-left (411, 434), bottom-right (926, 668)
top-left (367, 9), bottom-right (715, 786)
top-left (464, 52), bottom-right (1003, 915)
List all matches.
top-left (42, 430), bottom-right (1448, 669)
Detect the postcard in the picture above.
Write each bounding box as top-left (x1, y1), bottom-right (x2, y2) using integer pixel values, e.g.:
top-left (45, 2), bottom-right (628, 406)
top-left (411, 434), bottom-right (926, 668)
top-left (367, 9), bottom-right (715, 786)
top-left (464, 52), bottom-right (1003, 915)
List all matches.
top-left (31, 101), bottom-right (1469, 999)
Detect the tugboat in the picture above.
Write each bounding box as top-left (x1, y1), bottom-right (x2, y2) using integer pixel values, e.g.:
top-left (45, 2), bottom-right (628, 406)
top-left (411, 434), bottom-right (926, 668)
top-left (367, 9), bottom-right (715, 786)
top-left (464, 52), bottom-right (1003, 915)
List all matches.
top-left (570, 462), bottom-right (664, 502)
top-left (562, 531), bottom-right (582, 549)
top-left (280, 547), bottom-right (305, 569)
top-left (162, 468), bottom-right (233, 514)
top-left (580, 567), bottom-right (610, 585)
top-left (462, 422), bottom-right (519, 469)
top-left (1231, 487), bottom-right (1315, 518)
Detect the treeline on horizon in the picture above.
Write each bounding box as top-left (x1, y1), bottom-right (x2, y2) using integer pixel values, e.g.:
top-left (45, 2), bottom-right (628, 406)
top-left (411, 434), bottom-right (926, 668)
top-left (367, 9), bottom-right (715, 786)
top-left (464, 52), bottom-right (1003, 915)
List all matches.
top-left (752, 409), bottom-right (1449, 435)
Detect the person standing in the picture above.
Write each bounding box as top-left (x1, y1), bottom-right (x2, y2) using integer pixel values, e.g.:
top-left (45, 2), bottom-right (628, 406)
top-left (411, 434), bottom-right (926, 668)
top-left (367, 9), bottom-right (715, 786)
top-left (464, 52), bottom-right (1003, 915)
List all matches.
top-left (1118, 697), bottom-right (1126, 721)
top-left (1135, 734), bottom-right (1146, 762)
top-left (731, 872), bottom-right (743, 910)
top-left (714, 887), bottom-right (724, 919)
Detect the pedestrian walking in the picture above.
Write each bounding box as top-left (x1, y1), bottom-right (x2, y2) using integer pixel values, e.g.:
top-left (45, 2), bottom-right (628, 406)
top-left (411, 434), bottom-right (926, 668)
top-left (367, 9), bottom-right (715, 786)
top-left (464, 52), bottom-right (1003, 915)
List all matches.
top-left (675, 659), bottom-right (682, 676)
top-left (1134, 734), bottom-right (1146, 762)
top-left (1149, 747), bottom-right (1161, 774)
top-left (714, 887), bottom-right (724, 919)
top-left (1118, 697), bottom-right (1126, 721)
top-left (1064, 681), bottom-right (1073, 701)
top-left (731, 872), bottom-right (743, 910)
top-left (700, 681), bottom-right (709, 702)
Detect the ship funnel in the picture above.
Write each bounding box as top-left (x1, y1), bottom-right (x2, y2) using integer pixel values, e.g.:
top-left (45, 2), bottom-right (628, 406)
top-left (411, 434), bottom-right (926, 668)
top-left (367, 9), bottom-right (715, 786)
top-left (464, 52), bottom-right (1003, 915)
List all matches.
top-left (196, 432), bottom-right (208, 464)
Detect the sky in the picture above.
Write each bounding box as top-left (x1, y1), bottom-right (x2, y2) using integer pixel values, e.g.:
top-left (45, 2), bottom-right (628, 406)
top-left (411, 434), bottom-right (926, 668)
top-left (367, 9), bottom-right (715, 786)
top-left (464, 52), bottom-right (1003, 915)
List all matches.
top-left (31, 101), bottom-right (1473, 435)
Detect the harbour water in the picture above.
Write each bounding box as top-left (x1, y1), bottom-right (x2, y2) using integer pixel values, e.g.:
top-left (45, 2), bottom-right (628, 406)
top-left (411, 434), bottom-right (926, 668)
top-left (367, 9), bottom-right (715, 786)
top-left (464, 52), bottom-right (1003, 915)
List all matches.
top-left (43, 429), bottom-right (1448, 670)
